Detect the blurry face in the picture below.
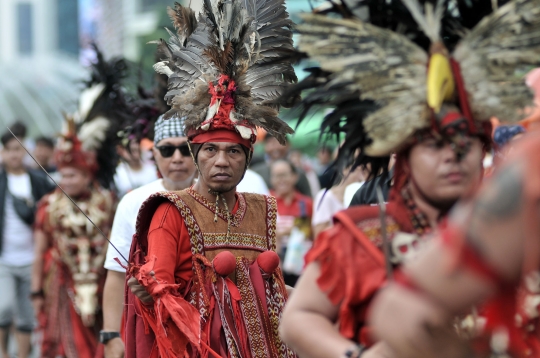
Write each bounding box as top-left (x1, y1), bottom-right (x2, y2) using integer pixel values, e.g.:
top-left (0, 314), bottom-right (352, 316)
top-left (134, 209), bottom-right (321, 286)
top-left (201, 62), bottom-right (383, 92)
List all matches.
top-left (289, 151), bottom-right (302, 168)
top-left (408, 136), bottom-right (484, 207)
top-left (60, 167), bottom-right (92, 197)
top-left (317, 149), bottom-right (332, 166)
top-left (271, 161), bottom-right (298, 197)
top-left (1, 139), bottom-right (25, 172)
top-left (196, 142), bottom-right (247, 193)
top-left (153, 137), bottom-right (196, 187)
top-left (117, 141), bottom-right (142, 164)
top-left (264, 137), bottom-right (288, 162)
top-left (34, 144), bottom-right (54, 168)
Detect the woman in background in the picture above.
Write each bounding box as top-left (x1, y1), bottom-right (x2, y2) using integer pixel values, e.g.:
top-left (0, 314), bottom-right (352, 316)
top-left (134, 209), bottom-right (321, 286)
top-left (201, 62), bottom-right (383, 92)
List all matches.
top-left (270, 159), bottom-right (313, 286)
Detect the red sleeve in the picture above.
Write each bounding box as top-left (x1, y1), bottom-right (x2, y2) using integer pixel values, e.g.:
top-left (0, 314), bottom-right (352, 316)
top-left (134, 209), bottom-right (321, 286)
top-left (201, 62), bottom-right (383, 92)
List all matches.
top-left (146, 202), bottom-right (193, 290)
top-left (135, 202), bottom-right (201, 357)
top-left (305, 212), bottom-right (386, 346)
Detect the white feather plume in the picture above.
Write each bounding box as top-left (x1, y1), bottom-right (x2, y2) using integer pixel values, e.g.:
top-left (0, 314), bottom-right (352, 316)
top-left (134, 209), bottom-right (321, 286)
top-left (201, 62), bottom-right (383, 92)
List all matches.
top-left (78, 116), bottom-right (110, 151)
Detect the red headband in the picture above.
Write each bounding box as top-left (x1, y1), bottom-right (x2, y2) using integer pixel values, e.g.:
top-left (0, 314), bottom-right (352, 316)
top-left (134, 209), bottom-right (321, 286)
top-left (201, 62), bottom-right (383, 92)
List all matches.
top-left (189, 129), bottom-right (252, 149)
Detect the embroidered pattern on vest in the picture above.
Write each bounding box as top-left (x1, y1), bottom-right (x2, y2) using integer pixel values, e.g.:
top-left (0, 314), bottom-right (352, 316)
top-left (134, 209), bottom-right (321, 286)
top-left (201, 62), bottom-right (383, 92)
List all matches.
top-left (356, 216), bottom-right (401, 248)
top-left (186, 187), bottom-right (247, 227)
top-left (236, 258), bottom-right (272, 357)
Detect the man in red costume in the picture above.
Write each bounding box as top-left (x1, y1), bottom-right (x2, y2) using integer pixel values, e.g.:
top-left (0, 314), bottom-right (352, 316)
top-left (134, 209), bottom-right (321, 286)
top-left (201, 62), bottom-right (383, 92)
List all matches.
top-left (32, 47), bottom-right (128, 358)
top-left (274, 0), bottom-right (540, 356)
top-left (32, 121), bottom-right (117, 358)
top-left (280, 120), bottom-right (488, 358)
top-left (369, 132), bottom-right (540, 357)
top-left (123, 0), bottom-right (298, 356)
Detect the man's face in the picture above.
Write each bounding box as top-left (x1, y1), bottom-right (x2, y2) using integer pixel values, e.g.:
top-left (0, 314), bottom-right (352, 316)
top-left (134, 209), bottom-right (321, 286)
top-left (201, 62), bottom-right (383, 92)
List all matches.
top-left (1, 139), bottom-right (25, 171)
top-left (264, 137), bottom-right (288, 162)
top-left (153, 137), bottom-right (196, 185)
top-left (196, 142), bottom-right (247, 193)
top-left (59, 167), bottom-right (92, 197)
top-left (408, 136), bottom-right (484, 206)
top-left (34, 144), bottom-right (54, 168)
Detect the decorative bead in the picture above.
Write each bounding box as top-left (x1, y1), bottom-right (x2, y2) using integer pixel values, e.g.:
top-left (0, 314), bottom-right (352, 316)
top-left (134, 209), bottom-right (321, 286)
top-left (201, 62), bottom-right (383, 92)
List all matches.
top-left (257, 251), bottom-right (280, 274)
top-left (213, 251), bottom-right (236, 276)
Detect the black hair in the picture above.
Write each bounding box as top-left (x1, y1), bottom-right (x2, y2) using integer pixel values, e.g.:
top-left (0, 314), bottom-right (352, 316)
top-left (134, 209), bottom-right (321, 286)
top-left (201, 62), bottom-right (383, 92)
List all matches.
top-left (10, 121), bottom-right (27, 138)
top-left (2, 121), bottom-right (27, 146)
top-left (35, 136), bottom-right (55, 149)
top-left (318, 145), bottom-right (333, 154)
top-left (1, 132), bottom-right (15, 146)
top-left (271, 158), bottom-right (298, 175)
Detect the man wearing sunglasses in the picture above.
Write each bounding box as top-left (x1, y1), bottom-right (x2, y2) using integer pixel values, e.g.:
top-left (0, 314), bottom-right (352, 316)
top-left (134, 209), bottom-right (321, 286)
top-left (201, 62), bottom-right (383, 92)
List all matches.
top-left (101, 115), bottom-right (196, 358)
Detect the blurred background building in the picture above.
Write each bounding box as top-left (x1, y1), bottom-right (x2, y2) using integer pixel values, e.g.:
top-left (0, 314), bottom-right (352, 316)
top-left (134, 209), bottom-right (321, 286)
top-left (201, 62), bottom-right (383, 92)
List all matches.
top-left (0, 0), bottom-right (323, 151)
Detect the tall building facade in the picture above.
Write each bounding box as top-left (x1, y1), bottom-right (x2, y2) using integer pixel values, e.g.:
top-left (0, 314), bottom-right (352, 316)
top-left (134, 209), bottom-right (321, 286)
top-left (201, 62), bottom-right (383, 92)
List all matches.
top-left (0, 0), bottom-right (83, 136)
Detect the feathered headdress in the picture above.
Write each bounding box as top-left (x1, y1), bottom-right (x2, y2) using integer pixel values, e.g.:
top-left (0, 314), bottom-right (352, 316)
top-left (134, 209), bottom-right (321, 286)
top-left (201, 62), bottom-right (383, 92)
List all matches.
top-left (152, 0), bottom-right (298, 147)
top-left (287, 0), bottom-right (540, 181)
top-left (56, 45), bottom-right (132, 189)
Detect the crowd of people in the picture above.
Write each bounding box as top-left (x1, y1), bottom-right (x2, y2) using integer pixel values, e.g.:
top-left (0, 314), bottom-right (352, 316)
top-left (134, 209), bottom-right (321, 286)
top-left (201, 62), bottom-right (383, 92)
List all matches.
top-left (1, 0), bottom-right (540, 357)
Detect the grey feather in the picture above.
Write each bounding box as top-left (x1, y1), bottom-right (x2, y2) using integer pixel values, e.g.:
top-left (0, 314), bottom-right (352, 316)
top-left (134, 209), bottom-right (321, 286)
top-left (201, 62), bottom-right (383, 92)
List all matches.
top-left (453, 0), bottom-right (540, 122)
top-left (297, 13), bottom-right (428, 155)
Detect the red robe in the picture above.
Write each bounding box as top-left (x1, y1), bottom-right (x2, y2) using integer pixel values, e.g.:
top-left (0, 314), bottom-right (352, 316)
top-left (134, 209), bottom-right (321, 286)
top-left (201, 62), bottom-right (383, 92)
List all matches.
top-left (124, 189), bottom-right (295, 358)
top-left (305, 196), bottom-right (431, 347)
top-left (35, 188), bottom-right (116, 358)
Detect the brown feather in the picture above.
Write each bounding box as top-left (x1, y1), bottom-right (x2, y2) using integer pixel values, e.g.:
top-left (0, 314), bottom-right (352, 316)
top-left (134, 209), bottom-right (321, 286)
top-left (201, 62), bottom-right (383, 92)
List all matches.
top-left (167, 3), bottom-right (198, 44)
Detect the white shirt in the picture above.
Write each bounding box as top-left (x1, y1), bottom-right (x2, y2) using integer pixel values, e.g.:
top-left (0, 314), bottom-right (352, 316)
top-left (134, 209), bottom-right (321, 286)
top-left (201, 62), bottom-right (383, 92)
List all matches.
top-left (312, 189), bottom-right (344, 227)
top-left (343, 182), bottom-right (364, 208)
top-left (237, 169), bottom-right (269, 195)
top-left (104, 179), bottom-right (166, 272)
top-left (114, 161), bottom-right (158, 198)
top-left (0, 172), bottom-right (34, 266)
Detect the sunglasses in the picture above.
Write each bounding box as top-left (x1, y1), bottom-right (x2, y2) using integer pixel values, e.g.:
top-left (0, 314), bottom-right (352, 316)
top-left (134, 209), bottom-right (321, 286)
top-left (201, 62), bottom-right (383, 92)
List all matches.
top-left (155, 144), bottom-right (191, 158)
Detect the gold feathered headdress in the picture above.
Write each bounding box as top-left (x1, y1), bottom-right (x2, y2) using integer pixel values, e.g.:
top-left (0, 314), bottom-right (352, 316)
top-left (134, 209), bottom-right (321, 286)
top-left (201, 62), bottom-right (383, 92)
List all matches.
top-left (289, 0), bottom-right (540, 175)
top-left (152, 0), bottom-right (298, 147)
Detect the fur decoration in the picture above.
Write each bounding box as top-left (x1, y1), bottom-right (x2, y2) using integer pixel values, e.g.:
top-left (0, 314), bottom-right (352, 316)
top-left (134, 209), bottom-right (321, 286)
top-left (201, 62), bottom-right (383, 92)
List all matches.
top-left (152, 0), bottom-right (297, 144)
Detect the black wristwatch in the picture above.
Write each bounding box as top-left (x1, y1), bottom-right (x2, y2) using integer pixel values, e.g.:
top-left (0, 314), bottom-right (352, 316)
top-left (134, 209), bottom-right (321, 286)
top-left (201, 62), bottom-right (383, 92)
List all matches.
top-left (99, 331), bottom-right (120, 344)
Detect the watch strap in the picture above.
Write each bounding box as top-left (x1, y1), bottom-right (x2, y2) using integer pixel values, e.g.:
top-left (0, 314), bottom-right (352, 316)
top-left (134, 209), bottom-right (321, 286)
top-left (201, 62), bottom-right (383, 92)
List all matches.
top-left (99, 331), bottom-right (120, 344)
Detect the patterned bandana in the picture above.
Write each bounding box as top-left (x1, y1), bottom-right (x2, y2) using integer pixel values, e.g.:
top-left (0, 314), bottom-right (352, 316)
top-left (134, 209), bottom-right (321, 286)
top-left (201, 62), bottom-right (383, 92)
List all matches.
top-left (153, 115), bottom-right (186, 145)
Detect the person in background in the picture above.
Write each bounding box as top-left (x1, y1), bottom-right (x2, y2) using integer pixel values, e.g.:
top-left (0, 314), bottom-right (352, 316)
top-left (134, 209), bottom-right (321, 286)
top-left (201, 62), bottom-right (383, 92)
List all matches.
top-left (102, 115), bottom-right (197, 358)
top-left (316, 145), bottom-right (336, 189)
top-left (114, 140), bottom-right (158, 197)
top-left (289, 149), bottom-right (320, 198)
top-left (0, 129), bottom-right (54, 358)
top-left (236, 168), bottom-right (270, 195)
top-left (493, 124), bottom-right (526, 158)
top-left (270, 159), bottom-right (313, 286)
top-left (312, 164), bottom-right (367, 238)
top-left (33, 136), bottom-right (56, 173)
top-left (349, 154), bottom-right (395, 206)
top-left (32, 122), bottom-right (117, 358)
top-left (251, 134), bottom-right (313, 197)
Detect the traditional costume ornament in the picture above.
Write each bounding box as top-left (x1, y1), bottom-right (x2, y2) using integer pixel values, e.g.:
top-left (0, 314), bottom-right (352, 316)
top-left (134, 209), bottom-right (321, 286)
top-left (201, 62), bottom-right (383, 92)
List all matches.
top-left (287, 0), bottom-right (540, 177)
top-left (60, 44), bottom-right (133, 189)
top-left (152, 0), bottom-right (298, 146)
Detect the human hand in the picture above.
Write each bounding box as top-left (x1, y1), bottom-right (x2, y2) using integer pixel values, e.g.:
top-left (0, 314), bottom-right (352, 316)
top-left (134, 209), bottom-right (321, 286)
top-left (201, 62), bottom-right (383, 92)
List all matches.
top-left (361, 342), bottom-right (396, 358)
top-left (369, 283), bottom-right (452, 358)
top-left (104, 337), bottom-right (125, 358)
top-left (127, 274), bottom-right (154, 305)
